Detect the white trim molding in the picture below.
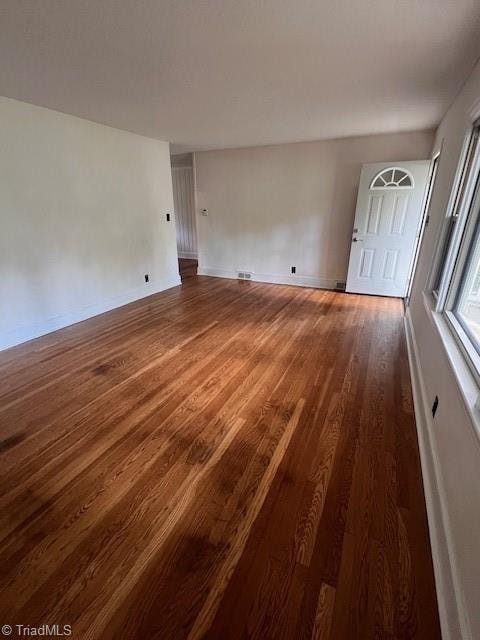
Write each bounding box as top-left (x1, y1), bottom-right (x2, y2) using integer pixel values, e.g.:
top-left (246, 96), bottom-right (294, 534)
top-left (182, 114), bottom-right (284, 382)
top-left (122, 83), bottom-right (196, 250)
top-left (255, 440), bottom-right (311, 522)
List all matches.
top-left (178, 250), bottom-right (198, 259)
top-left (404, 308), bottom-right (468, 640)
top-left (0, 275), bottom-right (182, 352)
top-left (197, 266), bottom-right (340, 290)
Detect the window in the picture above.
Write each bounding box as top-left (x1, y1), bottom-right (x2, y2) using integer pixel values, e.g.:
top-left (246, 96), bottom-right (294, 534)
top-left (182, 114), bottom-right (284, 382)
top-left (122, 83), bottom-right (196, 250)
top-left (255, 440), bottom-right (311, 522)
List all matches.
top-left (432, 119), bottom-right (480, 378)
top-left (370, 167), bottom-right (414, 189)
top-left (432, 127), bottom-right (480, 298)
top-left (447, 170), bottom-right (480, 360)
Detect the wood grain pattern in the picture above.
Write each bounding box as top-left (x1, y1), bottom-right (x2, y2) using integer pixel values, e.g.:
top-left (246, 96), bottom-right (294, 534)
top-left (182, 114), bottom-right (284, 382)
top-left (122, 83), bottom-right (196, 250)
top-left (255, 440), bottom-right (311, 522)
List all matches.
top-left (0, 277), bottom-right (441, 639)
top-left (179, 258), bottom-right (198, 280)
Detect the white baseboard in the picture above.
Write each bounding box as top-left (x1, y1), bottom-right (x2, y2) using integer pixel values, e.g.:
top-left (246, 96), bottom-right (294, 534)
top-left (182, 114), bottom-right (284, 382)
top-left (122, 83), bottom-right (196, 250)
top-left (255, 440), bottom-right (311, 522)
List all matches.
top-left (178, 251), bottom-right (198, 259)
top-left (197, 266), bottom-right (339, 290)
top-left (404, 308), bottom-right (466, 640)
top-left (0, 275), bottom-right (182, 352)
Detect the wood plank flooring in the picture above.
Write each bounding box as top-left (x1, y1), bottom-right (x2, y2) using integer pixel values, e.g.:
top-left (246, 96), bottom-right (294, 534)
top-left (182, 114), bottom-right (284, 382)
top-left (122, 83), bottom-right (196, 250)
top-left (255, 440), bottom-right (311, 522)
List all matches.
top-left (179, 258), bottom-right (198, 281)
top-left (0, 277), bottom-right (441, 639)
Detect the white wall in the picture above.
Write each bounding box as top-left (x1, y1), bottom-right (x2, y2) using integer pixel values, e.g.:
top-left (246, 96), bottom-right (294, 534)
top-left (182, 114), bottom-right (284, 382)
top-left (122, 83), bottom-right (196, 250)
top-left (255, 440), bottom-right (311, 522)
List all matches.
top-left (194, 130), bottom-right (434, 288)
top-left (407, 60), bottom-right (480, 640)
top-left (0, 97), bottom-right (180, 350)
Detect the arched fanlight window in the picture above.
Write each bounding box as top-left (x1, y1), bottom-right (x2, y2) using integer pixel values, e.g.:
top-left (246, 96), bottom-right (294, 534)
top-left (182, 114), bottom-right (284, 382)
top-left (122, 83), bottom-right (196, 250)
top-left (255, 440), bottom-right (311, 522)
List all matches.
top-left (370, 167), bottom-right (414, 190)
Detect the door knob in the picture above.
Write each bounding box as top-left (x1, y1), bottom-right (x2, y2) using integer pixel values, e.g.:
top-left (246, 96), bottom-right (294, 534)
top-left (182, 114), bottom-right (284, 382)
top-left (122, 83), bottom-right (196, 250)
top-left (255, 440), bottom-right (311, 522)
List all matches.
top-left (352, 237), bottom-right (364, 242)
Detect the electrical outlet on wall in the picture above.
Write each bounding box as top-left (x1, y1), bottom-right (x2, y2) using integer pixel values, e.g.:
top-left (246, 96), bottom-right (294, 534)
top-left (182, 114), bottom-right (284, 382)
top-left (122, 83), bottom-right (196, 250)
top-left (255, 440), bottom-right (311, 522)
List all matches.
top-left (144, 274), bottom-right (150, 283)
top-left (291, 266), bottom-right (296, 274)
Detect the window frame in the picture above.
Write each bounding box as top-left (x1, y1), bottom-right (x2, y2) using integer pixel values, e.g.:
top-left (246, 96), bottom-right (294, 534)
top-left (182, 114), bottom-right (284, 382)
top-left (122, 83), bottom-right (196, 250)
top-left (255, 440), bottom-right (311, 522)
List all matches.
top-left (444, 168), bottom-right (480, 383)
top-left (432, 119), bottom-right (480, 383)
top-left (369, 166), bottom-right (415, 190)
top-left (430, 128), bottom-right (480, 306)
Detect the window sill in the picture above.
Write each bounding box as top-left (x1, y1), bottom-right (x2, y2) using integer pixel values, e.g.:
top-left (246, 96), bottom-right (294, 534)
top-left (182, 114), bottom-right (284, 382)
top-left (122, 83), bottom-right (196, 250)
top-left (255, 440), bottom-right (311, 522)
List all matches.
top-left (422, 292), bottom-right (480, 445)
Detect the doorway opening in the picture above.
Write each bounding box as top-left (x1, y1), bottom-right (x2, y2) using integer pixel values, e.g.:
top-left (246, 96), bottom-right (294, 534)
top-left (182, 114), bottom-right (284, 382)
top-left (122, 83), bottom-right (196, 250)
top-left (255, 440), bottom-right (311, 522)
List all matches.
top-left (346, 161), bottom-right (430, 297)
top-left (171, 153), bottom-right (198, 281)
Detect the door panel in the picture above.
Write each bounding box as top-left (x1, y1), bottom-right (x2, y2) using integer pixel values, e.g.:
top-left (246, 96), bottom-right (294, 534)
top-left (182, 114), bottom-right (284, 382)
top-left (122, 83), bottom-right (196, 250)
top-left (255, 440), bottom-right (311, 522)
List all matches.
top-left (346, 161), bottom-right (429, 297)
top-left (359, 248), bottom-right (375, 278)
top-left (382, 250), bottom-right (398, 280)
top-left (366, 195), bottom-right (383, 234)
top-left (390, 194), bottom-right (408, 235)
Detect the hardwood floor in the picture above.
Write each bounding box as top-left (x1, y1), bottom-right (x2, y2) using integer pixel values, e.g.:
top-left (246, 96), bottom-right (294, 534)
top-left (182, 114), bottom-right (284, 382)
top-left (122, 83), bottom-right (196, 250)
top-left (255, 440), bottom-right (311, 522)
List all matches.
top-left (0, 277), bottom-right (441, 639)
top-left (179, 258), bottom-right (198, 281)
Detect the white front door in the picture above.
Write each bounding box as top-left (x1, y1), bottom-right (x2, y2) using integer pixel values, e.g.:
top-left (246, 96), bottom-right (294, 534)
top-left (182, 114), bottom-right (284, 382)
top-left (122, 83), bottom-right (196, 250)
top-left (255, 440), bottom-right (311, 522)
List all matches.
top-left (346, 160), bottom-right (429, 297)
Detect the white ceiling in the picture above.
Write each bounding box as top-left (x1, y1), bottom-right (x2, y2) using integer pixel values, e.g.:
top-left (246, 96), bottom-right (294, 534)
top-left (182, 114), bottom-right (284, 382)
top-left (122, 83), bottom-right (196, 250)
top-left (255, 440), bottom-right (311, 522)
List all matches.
top-left (1, 1), bottom-right (480, 153)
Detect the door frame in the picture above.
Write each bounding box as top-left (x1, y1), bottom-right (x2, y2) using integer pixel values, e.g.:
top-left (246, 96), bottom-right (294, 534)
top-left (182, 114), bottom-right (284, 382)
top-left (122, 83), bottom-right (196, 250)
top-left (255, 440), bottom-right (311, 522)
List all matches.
top-left (346, 160), bottom-right (430, 297)
top-left (405, 149), bottom-right (442, 304)
top-left (172, 163), bottom-right (198, 260)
